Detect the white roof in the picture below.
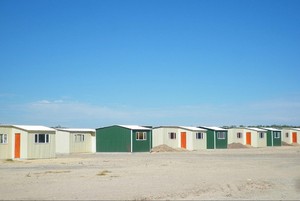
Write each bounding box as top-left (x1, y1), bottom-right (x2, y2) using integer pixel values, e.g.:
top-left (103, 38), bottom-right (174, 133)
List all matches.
top-left (13, 125), bottom-right (56, 132)
top-left (293, 128), bottom-right (300, 131)
top-left (199, 126), bottom-right (227, 131)
top-left (263, 127), bottom-right (281, 131)
top-left (56, 128), bottom-right (95, 133)
top-left (179, 126), bottom-right (206, 132)
top-left (118, 125), bottom-right (151, 130)
top-left (246, 127), bottom-right (267, 132)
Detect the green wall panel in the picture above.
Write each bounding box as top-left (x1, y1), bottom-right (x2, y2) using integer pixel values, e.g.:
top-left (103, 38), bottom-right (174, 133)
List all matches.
top-left (215, 131), bottom-right (228, 149)
top-left (206, 130), bottom-right (215, 149)
top-left (96, 126), bottom-right (131, 152)
top-left (273, 131), bottom-right (282, 146)
top-left (132, 130), bottom-right (152, 152)
top-left (266, 131), bottom-right (272, 146)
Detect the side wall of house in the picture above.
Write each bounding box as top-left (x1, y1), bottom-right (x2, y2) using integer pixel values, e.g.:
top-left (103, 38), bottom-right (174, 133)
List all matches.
top-left (0, 127), bottom-right (13, 159)
top-left (56, 130), bottom-right (70, 153)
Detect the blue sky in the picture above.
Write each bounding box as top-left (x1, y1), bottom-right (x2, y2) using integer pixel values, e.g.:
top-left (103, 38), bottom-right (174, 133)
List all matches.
top-left (1, 0), bottom-right (300, 128)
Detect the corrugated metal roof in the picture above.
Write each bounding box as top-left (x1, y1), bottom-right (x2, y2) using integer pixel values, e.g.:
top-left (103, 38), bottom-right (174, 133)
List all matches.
top-left (118, 125), bottom-right (151, 130)
top-left (56, 128), bottom-right (95, 132)
top-left (152, 126), bottom-right (206, 132)
top-left (179, 126), bottom-right (207, 132)
top-left (198, 126), bottom-right (227, 131)
top-left (13, 125), bottom-right (56, 132)
top-left (246, 127), bottom-right (267, 132)
top-left (263, 127), bottom-right (281, 131)
top-left (293, 128), bottom-right (300, 131)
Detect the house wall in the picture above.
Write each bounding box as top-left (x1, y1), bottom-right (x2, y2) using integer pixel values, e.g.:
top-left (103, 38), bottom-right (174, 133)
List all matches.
top-left (96, 126), bottom-right (131, 152)
top-left (251, 131), bottom-right (267, 148)
top-left (69, 133), bottom-right (93, 153)
top-left (152, 128), bottom-right (180, 149)
top-left (228, 128), bottom-right (244, 144)
top-left (273, 131), bottom-right (282, 146)
top-left (132, 130), bottom-right (152, 152)
top-left (178, 129), bottom-right (206, 150)
top-left (216, 131), bottom-right (228, 149)
top-left (91, 135), bottom-right (96, 153)
top-left (0, 127), bottom-right (13, 159)
top-left (56, 131), bottom-right (70, 153)
top-left (281, 129), bottom-right (300, 144)
top-left (206, 130), bottom-right (215, 149)
top-left (12, 128), bottom-right (28, 159)
top-left (267, 130), bottom-right (281, 146)
top-left (27, 131), bottom-right (56, 159)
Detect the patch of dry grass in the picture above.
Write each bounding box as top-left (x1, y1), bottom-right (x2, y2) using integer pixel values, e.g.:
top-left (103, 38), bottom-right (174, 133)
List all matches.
top-left (97, 170), bottom-right (111, 176)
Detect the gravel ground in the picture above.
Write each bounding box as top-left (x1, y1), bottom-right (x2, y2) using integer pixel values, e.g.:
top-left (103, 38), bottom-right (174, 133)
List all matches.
top-left (0, 146), bottom-right (300, 200)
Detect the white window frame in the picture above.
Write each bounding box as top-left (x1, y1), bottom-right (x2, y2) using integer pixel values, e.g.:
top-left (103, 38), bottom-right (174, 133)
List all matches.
top-left (274, 132), bottom-right (280, 139)
top-left (169, 132), bottom-right (176, 139)
top-left (196, 132), bottom-right (204, 139)
top-left (259, 132), bottom-right (264, 139)
top-left (237, 132), bottom-right (242, 138)
top-left (75, 134), bottom-right (85, 142)
top-left (217, 132), bottom-right (226, 139)
top-left (0, 134), bottom-right (8, 144)
top-left (35, 134), bottom-right (50, 144)
top-left (136, 132), bottom-right (147, 140)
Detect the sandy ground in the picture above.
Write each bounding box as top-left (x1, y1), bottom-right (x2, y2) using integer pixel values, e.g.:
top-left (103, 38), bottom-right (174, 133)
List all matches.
top-left (1, 146), bottom-right (300, 200)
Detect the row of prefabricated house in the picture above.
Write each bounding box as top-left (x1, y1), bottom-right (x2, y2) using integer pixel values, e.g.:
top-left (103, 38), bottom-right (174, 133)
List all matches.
top-left (0, 124), bottom-right (299, 160)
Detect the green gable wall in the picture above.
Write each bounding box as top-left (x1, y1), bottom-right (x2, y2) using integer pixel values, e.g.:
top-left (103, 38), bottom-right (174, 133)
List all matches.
top-left (96, 126), bottom-right (131, 152)
top-left (132, 130), bottom-right (152, 152)
top-left (266, 130), bottom-right (282, 146)
top-left (273, 131), bottom-right (282, 146)
top-left (215, 131), bottom-right (228, 149)
top-left (206, 129), bottom-right (228, 149)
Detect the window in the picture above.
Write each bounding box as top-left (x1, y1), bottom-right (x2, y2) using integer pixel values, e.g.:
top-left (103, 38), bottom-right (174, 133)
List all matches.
top-left (285, 132), bottom-right (289, 138)
top-left (75, 134), bottom-right (85, 142)
top-left (237, 132), bottom-right (242, 138)
top-left (35, 134), bottom-right (49, 143)
top-left (217, 132), bottom-right (226, 139)
top-left (274, 132), bottom-right (280, 139)
top-left (259, 132), bottom-right (264, 138)
top-left (0, 134), bottom-right (8, 144)
top-left (196, 132), bottom-right (204, 139)
top-left (169, 132), bottom-right (176, 139)
top-left (136, 132), bottom-right (147, 140)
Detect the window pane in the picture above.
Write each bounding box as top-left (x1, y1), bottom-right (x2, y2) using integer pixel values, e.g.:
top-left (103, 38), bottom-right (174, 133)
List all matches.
top-left (39, 134), bottom-right (45, 143)
top-left (35, 134), bottom-right (38, 143)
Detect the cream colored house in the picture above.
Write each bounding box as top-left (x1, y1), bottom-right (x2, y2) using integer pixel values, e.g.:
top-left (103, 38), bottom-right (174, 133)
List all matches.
top-left (152, 126), bottom-right (207, 150)
top-left (228, 127), bottom-right (267, 147)
top-left (0, 125), bottom-right (56, 160)
top-left (55, 128), bottom-right (96, 154)
top-left (281, 128), bottom-right (300, 144)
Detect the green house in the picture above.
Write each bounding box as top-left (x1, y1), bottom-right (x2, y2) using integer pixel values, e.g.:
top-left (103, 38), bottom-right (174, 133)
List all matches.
top-left (96, 125), bottom-right (152, 152)
top-left (198, 126), bottom-right (228, 149)
top-left (263, 128), bottom-right (282, 146)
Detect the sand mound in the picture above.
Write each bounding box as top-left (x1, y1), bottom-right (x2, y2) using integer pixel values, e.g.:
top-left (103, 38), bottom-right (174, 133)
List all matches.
top-left (228, 143), bottom-right (250, 149)
top-left (281, 141), bottom-right (293, 146)
top-left (282, 141), bottom-right (300, 146)
top-left (151, 145), bottom-right (188, 153)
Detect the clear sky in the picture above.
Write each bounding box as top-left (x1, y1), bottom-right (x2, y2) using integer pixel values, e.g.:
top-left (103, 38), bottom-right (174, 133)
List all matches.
top-left (1, 0), bottom-right (300, 128)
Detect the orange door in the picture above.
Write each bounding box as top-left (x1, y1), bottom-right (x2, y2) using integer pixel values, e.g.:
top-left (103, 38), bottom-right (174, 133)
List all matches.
top-left (181, 132), bottom-right (186, 149)
top-left (292, 132), bottom-right (297, 143)
top-left (15, 133), bottom-right (21, 158)
top-left (246, 132), bottom-right (251, 145)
